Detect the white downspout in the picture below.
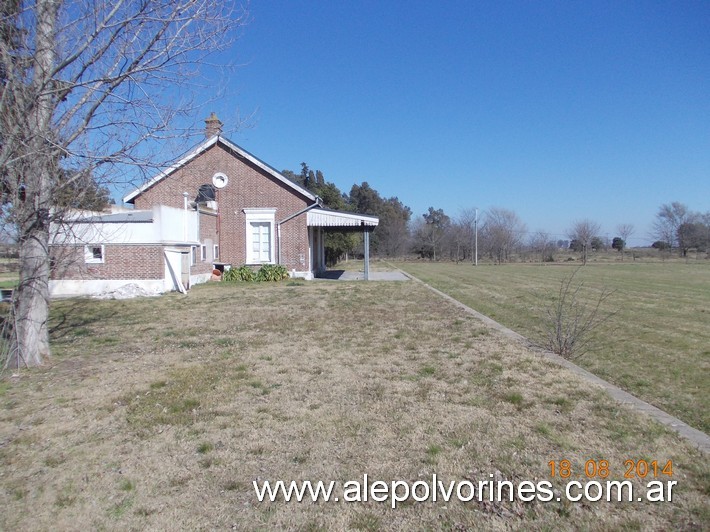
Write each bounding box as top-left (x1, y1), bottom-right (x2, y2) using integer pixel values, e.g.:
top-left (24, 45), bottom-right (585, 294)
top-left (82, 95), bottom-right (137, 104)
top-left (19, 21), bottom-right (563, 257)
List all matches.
top-left (277, 224), bottom-right (282, 264)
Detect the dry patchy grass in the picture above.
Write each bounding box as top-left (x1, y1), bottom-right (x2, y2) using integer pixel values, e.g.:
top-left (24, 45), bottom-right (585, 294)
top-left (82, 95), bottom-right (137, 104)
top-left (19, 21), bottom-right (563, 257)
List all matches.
top-left (0, 280), bottom-right (707, 530)
top-left (395, 261), bottom-right (710, 434)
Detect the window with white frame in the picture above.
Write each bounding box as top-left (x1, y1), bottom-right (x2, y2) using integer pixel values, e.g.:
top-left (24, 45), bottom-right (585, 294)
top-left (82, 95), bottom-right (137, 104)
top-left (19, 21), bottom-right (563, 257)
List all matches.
top-left (201, 244), bottom-right (207, 261)
top-left (243, 208), bottom-right (276, 264)
top-left (84, 245), bottom-right (104, 264)
top-left (213, 244), bottom-right (220, 260)
top-left (191, 246), bottom-right (197, 265)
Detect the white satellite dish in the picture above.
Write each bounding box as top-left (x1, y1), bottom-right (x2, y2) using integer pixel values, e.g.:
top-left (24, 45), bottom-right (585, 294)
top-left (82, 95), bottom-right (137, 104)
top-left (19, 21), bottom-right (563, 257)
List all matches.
top-left (212, 172), bottom-right (228, 189)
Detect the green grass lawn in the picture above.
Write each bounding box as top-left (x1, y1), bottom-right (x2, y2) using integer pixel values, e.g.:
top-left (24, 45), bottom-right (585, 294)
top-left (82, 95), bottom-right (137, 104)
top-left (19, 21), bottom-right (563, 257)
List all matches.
top-left (0, 281), bottom-right (707, 529)
top-left (394, 261), bottom-right (710, 434)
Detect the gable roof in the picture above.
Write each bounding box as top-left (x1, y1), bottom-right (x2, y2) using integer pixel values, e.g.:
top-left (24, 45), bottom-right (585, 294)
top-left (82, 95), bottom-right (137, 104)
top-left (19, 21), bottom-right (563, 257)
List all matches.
top-left (123, 136), bottom-right (317, 204)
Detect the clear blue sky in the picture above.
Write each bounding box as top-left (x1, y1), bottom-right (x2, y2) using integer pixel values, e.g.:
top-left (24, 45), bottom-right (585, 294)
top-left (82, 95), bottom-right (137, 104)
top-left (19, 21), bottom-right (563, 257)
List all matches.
top-left (196, 0), bottom-right (708, 245)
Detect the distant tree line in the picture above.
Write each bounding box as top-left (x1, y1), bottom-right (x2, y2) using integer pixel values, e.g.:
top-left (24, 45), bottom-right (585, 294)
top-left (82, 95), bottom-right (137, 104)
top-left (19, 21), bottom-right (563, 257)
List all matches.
top-left (651, 202), bottom-right (710, 257)
top-left (281, 166), bottom-right (709, 265)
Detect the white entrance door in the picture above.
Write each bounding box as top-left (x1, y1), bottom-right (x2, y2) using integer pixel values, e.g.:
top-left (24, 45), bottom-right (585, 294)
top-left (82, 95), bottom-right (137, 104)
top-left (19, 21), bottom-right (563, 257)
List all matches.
top-left (164, 250), bottom-right (188, 293)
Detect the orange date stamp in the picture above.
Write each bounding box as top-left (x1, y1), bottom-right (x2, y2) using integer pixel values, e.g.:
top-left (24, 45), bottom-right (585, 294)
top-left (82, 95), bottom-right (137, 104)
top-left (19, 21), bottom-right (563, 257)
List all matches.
top-left (548, 459), bottom-right (673, 479)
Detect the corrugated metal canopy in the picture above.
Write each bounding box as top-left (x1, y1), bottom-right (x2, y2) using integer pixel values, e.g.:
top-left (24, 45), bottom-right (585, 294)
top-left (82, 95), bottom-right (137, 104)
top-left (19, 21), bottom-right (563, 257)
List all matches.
top-left (306, 208), bottom-right (378, 228)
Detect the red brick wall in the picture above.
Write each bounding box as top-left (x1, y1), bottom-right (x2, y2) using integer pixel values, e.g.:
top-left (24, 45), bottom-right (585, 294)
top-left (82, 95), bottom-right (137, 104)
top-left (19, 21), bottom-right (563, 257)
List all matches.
top-left (133, 142), bottom-right (313, 269)
top-left (51, 245), bottom-right (164, 280)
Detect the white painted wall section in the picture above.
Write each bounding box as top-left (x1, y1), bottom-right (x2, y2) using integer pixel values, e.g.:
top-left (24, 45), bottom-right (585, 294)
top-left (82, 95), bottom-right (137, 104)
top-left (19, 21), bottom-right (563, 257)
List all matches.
top-left (50, 205), bottom-right (200, 246)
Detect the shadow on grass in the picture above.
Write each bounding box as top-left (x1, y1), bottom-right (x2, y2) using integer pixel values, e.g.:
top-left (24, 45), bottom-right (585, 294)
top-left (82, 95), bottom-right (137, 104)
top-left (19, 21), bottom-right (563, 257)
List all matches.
top-left (49, 299), bottom-right (124, 340)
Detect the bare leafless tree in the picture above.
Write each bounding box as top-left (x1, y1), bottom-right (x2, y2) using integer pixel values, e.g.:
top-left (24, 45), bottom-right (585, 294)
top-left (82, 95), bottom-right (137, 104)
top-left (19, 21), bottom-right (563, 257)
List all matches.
top-left (567, 219), bottom-right (601, 265)
top-left (528, 230), bottom-right (554, 263)
top-left (616, 223), bottom-right (634, 261)
top-left (1, 0), bottom-right (246, 368)
top-left (480, 207), bottom-right (526, 264)
top-left (652, 202), bottom-right (690, 253)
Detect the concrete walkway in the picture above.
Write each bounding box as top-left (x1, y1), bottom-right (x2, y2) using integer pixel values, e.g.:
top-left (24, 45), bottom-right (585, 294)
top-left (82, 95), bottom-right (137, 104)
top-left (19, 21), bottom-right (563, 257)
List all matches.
top-left (317, 269), bottom-right (410, 281)
top-left (399, 268), bottom-right (710, 455)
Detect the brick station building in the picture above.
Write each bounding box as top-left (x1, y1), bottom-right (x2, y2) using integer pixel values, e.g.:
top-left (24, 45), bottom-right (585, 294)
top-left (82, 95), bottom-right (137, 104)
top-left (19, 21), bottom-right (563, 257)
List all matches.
top-left (49, 114), bottom-right (378, 297)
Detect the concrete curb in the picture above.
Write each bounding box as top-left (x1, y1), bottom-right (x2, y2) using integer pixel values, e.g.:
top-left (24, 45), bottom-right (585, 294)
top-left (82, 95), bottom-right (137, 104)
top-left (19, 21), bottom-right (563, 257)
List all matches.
top-left (398, 267), bottom-right (710, 455)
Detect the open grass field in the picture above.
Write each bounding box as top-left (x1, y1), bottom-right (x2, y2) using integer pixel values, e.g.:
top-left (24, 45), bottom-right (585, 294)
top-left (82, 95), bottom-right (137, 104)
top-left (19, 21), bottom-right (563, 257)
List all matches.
top-left (0, 280), bottom-right (708, 529)
top-left (393, 261), bottom-right (710, 435)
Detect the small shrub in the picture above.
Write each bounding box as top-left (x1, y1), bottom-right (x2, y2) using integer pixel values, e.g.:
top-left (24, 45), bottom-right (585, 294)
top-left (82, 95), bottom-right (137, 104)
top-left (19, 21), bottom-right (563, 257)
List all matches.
top-left (255, 264), bottom-right (290, 282)
top-left (222, 264), bottom-right (289, 282)
top-left (223, 265), bottom-right (255, 282)
top-left (542, 267), bottom-right (616, 359)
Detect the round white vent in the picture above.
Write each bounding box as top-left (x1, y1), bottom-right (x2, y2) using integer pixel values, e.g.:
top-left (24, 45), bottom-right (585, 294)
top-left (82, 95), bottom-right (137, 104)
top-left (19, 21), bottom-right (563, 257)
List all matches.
top-left (212, 172), bottom-right (228, 189)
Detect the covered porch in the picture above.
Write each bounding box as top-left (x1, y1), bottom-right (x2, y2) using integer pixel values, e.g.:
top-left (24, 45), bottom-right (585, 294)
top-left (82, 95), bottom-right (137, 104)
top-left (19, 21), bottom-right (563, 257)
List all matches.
top-left (307, 208), bottom-right (378, 280)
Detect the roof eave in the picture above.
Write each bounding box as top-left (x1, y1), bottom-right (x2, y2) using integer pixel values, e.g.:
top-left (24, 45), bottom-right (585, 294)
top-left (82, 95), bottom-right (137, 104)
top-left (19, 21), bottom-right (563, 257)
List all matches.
top-left (122, 136), bottom-right (220, 203)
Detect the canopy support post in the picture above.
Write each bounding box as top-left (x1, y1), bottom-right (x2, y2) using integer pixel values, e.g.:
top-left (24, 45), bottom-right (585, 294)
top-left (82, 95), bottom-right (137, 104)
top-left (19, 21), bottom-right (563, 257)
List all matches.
top-left (364, 230), bottom-right (370, 281)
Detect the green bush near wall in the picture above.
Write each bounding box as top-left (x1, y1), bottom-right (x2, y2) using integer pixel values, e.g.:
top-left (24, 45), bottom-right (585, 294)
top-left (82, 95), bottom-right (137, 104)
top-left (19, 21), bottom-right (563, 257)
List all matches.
top-left (222, 265), bottom-right (255, 282)
top-left (222, 264), bottom-right (289, 283)
top-left (255, 264), bottom-right (290, 282)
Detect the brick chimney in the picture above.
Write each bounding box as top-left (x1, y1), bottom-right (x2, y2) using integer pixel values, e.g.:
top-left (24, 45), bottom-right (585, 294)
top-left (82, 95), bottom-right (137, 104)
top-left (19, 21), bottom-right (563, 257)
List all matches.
top-left (204, 112), bottom-right (223, 138)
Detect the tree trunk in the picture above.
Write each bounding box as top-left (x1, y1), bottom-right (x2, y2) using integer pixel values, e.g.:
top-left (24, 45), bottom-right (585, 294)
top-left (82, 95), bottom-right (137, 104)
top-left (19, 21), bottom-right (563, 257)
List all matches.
top-left (11, 138), bottom-right (54, 367)
top-left (12, 223), bottom-right (52, 367)
top-left (8, 0), bottom-right (58, 368)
